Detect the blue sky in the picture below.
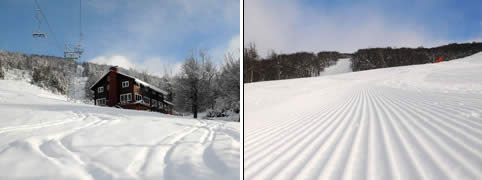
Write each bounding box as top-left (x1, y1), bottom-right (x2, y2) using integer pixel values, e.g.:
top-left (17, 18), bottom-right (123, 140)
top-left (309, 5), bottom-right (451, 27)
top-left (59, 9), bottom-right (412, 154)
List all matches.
top-left (245, 0), bottom-right (482, 56)
top-left (1, 0), bottom-right (239, 76)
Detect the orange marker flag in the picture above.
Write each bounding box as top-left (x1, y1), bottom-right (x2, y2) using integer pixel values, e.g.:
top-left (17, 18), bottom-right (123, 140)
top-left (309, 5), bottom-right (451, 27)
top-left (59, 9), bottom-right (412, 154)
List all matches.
top-left (435, 56), bottom-right (443, 63)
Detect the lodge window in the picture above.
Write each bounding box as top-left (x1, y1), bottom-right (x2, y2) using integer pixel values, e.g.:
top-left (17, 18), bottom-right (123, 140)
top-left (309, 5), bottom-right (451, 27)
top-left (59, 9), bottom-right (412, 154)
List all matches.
top-left (98, 86), bottom-right (104, 93)
top-left (143, 96), bottom-right (150, 105)
top-left (152, 99), bottom-right (157, 107)
top-left (120, 93), bottom-right (132, 104)
top-left (122, 81), bottom-right (129, 88)
top-left (107, 85), bottom-right (109, 91)
top-left (158, 101), bottom-right (162, 108)
top-left (96, 98), bottom-right (106, 106)
top-left (135, 94), bottom-right (142, 101)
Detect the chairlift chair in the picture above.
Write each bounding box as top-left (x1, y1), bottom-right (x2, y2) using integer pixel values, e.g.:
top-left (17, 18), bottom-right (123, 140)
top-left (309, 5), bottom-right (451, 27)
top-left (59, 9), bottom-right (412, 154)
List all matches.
top-left (32, 32), bottom-right (48, 39)
top-left (32, 8), bottom-right (48, 39)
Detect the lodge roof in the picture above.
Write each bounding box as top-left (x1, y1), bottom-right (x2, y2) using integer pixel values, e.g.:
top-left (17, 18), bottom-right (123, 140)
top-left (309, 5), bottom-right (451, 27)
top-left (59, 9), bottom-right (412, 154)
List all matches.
top-left (89, 69), bottom-right (168, 95)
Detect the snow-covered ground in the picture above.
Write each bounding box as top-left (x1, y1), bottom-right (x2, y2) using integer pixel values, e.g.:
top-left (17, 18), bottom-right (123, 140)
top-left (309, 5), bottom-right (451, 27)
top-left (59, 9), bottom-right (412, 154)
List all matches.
top-left (4, 65), bottom-right (90, 103)
top-left (245, 53), bottom-right (482, 180)
top-left (320, 58), bottom-right (352, 76)
top-left (0, 80), bottom-right (240, 180)
top-left (68, 65), bottom-right (89, 102)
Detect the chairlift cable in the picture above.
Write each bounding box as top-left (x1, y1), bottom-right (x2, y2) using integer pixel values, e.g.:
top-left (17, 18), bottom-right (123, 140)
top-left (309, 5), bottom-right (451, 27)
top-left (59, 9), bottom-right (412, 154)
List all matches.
top-left (33, 0), bottom-right (63, 53)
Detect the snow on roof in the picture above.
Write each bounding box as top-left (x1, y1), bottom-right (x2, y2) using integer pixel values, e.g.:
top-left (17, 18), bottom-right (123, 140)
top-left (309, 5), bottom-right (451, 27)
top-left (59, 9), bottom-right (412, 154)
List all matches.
top-left (134, 78), bottom-right (168, 95)
top-left (89, 71), bottom-right (168, 95)
top-left (163, 100), bottom-right (174, 105)
top-left (117, 72), bottom-right (168, 95)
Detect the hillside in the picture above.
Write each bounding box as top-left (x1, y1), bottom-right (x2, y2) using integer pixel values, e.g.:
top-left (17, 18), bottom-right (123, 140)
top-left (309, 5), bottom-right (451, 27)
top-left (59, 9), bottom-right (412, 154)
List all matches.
top-left (0, 51), bottom-right (240, 120)
top-left (351, 42), bottom-right (482, 71)
top-left (244, 42), bottom-right (482, 83)
top-left (0, 80), bottom-right (240, 179)
top-left (244, 52), bottom-right (482, 179)
top-left (0, 50), bottom-right (170, 103)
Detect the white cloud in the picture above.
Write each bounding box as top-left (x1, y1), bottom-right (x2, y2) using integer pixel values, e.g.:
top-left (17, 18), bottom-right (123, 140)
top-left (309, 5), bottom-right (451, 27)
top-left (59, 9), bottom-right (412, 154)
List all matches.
top-left (86, 0), bottom-right (239, 68)
top-left (88, 55), bottom-right (135, 69)
top-left (244, 0), bottom-right (462, 57)
top-left (228, 34), bottom-right (240, 53)
top-left (111, 0), bottom-right (238, 50)
top-left (211, 34), bottom-right (240, 63)
top-left (136, 56), bottom-right (183, 77)
top-left (88, 55), bottom-right (182, 77)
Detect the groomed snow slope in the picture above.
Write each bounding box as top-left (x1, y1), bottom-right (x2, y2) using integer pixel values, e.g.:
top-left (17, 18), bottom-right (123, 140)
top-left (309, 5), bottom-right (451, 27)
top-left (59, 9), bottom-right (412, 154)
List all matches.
top-left (245, 52), bottom-right (482, 180)
top-left (0, 80), bottom-right (239, 180)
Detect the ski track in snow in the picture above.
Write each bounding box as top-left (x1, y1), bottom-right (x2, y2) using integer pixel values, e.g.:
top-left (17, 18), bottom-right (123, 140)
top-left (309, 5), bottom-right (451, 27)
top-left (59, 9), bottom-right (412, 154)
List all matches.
top-left (245, 53), bottom-right (482, 180)
top-left (0, 81), bottom-right (239, 180)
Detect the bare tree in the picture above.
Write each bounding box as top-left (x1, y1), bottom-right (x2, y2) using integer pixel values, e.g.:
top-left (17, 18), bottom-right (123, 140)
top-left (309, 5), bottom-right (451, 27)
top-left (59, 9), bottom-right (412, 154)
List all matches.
top-left (174, 49), bottom-right (217, 118)
top-left (216, 51), bottom-right (240, 120)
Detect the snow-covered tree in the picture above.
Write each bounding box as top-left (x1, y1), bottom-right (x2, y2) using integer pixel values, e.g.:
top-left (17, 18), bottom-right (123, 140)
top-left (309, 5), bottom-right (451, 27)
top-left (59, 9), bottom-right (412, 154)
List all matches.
top-left (0, 61), bottom-right (4, 79)
top-left (174, 49), bottom-right (218, 118)
top-left (215, 52), bottom-right (240, 116)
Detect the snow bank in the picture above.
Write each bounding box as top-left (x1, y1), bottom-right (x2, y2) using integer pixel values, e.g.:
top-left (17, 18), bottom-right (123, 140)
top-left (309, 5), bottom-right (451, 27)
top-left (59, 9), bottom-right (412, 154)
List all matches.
top-left (0, 80), bottom-right (239, 180)
top-left (320, 58), bottom-right (352, 76)
top-left (245, 52), bottom-right (482, 180)
top-left (4, 68), bottom-right (32, 81)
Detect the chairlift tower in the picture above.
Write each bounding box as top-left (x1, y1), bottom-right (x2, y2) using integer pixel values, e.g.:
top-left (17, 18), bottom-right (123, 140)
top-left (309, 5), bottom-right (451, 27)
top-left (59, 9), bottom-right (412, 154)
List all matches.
top-left (64, 0), bottom-right (84, 63)
top-left (32, 0), bottom-right (85, 62)
top-left (64, 43), bottom-right (83, 62)
top-left (32, 8), bottom-right (47, 39)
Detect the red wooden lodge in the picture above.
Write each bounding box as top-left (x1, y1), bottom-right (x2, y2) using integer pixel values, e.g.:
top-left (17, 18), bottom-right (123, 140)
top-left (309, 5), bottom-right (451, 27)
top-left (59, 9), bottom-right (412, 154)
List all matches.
top-left (90, 66), bottom-right (174, 114)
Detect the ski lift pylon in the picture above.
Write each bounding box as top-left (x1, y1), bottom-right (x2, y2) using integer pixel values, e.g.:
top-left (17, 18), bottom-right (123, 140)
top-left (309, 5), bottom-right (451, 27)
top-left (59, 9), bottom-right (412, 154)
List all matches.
top-left (32, 8), bottom-right (48, 39)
